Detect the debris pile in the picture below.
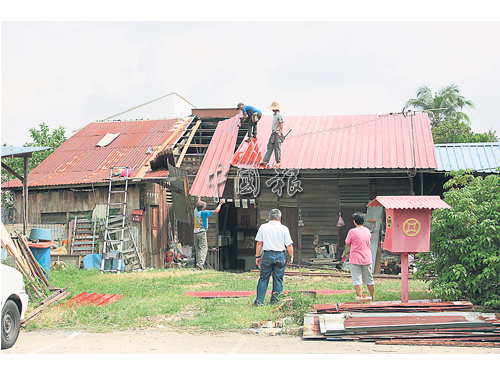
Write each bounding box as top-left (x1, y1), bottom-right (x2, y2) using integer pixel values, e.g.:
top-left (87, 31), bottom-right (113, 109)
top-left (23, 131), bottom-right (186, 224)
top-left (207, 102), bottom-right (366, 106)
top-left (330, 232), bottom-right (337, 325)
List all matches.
top-left (21, 287), bottom-right (70, 327)
top-left (2, 223), bottom-right (71, 326)
top-left (303, 300), bottom-right (500, 347)
top-left (1, 224), bottom-right (51, 299)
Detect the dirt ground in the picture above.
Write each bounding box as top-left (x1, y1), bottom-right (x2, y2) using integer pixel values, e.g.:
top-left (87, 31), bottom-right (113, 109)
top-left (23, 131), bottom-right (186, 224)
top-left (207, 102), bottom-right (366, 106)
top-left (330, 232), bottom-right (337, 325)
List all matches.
top-left (4, 328), bottom-right (500, 355)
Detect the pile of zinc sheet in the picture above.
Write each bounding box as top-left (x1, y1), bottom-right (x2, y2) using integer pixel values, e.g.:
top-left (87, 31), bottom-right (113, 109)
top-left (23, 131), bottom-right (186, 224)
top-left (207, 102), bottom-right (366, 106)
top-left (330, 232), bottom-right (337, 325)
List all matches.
top-left (303, 300), bottom-right (500, 347)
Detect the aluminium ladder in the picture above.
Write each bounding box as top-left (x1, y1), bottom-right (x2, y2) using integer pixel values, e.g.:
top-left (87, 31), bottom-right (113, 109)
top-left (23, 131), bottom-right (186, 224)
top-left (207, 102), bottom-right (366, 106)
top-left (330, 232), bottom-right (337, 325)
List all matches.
top-left (100, 167), bottom-right (144, 273)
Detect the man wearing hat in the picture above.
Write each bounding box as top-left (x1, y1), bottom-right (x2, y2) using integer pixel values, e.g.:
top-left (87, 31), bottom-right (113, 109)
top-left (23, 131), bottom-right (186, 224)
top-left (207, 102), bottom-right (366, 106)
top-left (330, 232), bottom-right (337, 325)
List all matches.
top-left (194, 197), bottom-right (225, 270)
top-left (237, 102), bottom-right (262, 142)
top-left (260, 101), bottom-right (284, 168)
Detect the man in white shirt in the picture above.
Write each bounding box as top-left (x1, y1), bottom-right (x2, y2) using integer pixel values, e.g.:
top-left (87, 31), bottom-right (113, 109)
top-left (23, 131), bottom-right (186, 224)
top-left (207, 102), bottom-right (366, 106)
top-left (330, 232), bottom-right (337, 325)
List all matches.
top-left (254, 208), bottom-right (294, 306)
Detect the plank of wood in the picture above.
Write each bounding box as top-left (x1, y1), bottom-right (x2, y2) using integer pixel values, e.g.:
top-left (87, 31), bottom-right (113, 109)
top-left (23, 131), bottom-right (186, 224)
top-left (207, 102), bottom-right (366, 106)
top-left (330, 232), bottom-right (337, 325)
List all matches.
top-left (2, 223), bottom-right (31, 275)
top-left (176, 120), bottom-right (201, 167)
top-left (21, 288), bottom-right (70, 326)
top-left (135, 117), bottom-right (192, 178)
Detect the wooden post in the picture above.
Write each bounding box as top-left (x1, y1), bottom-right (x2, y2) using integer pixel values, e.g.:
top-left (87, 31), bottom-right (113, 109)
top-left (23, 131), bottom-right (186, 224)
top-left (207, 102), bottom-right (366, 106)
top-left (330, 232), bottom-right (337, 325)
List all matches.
top-left (23, 155), bottom-right (29, 235)
top-left (297, 194), bottom-right (302, 266)
top-left (374, 241), bottom-right (382, 274)
top-left (400, 252), bottom-right (409, 303)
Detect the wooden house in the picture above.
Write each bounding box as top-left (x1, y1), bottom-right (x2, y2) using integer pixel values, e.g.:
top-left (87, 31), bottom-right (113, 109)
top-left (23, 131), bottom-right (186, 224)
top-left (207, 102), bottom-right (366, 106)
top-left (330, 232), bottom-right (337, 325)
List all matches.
top-left (2, 109), bottom-right (243, 269)
top-left (187, 112), bottom-right (439, 270)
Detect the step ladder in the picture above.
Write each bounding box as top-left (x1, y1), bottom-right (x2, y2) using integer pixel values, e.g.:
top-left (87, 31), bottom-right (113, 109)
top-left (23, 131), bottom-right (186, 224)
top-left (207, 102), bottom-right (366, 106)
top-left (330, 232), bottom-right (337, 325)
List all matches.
top-left (70, 216), bottom-right (98, 255)
top-left (100, 167), bottom-right (144, 273)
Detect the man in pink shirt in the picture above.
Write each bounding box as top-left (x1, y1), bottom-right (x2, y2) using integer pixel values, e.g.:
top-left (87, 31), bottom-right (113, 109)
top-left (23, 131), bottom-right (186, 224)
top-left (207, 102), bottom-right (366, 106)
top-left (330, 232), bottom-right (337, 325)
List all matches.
top-left (344, 212), bottom-right (375, 299)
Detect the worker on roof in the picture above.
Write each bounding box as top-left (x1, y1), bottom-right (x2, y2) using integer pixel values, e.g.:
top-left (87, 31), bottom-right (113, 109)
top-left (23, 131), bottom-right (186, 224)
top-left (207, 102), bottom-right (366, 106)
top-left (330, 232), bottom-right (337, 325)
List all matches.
top-left (237, 102), bottom-right (262, 142)
top-left (260, 101), bottom-right (284, 169)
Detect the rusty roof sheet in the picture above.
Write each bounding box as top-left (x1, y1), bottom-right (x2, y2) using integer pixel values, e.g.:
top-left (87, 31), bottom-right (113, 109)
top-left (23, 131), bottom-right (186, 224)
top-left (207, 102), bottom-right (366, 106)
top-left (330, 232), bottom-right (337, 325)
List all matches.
top-left (367, 195), bottom-right (451, 209)
top-left (231, 112), bottom-right (437, 170)
top-left (2, 118), bottom-right (192, 188)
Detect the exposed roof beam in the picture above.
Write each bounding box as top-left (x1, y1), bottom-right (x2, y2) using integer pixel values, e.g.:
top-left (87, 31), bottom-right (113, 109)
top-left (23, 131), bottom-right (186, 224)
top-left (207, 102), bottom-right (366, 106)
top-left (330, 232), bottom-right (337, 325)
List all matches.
top-left (176, 120), bottom-right (202, 167)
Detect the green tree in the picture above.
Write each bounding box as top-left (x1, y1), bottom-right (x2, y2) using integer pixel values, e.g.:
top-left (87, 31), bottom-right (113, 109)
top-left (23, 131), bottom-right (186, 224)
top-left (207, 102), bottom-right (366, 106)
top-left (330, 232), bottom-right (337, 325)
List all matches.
top-left (1, 122), bottom-right (66, 185)
top-left (414, 169), bottom-right (500, 309)
top-left (432, 119), bottom-right (498, 144)
top-left (405, 84), bottom-right (476, 127)
top-left (2, 123), bottom-right (66, 222)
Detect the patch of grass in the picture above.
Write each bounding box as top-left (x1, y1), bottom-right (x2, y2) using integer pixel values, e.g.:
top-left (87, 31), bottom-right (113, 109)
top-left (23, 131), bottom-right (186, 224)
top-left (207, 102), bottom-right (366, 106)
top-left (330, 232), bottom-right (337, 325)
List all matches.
top-left (23, 267), bottom-right (437, 333)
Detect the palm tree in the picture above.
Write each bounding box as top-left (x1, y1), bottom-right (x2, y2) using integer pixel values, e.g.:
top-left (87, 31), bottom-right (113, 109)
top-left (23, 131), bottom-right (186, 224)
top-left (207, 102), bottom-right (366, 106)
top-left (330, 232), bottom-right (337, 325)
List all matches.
top-left (405, 84), bottom-right (475, 127)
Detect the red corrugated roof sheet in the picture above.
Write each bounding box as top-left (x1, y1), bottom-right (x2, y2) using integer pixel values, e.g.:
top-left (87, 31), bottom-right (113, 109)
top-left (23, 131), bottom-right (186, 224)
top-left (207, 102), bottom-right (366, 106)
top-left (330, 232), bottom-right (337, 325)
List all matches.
top-left (367, 195), bottom-right (452, 209)
top-left (3, 118), bottom-right (192, 188)
top-left (231, 113), bottom-right (437, 169)
top-left (190, 113), bottom-right (437, 197)
top-left (63, 292), bottom-right (123, 306)
top-left (188, 115), bottom-right (239, 197)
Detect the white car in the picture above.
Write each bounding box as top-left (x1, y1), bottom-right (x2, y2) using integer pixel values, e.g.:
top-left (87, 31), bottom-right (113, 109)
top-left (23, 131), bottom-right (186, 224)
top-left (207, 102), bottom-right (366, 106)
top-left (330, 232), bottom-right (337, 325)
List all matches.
top-left (1, 248), bottom-right (29, 349)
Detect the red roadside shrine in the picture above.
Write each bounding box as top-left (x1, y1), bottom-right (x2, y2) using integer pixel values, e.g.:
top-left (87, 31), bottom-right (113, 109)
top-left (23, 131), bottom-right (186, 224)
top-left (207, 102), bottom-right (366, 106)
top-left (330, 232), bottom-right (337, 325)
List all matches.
top-left (366, 196), bottom-right (451, 302)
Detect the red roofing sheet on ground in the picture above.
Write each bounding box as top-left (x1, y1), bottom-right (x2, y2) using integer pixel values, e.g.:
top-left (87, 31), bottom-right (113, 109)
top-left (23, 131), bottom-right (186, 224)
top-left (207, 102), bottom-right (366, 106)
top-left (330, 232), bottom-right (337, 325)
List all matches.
top-left (344, 315), bottom-right (471, 328)
top-left (184, 290), bottom-right (352, 298)
top-left (63, 292), bottom-right (123, 306)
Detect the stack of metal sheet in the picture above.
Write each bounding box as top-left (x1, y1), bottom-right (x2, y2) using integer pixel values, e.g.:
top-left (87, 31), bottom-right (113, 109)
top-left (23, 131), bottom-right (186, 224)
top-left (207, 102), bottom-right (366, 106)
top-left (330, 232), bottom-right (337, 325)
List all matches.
top-left (303, 300), bottom-right (500, 347)
top-left (314, 300), bottom-right (475, 314)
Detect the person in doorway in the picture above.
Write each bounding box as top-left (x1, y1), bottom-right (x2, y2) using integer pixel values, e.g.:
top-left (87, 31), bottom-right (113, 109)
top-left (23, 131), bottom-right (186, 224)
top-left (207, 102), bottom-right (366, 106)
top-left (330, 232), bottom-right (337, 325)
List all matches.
top-left (237, 102), bottom-right (262, 142)
top-left (254, 208), bottom-right (294, 306)
top-left (194, 197), bottom-right (225, 270)
top-left (260, 101), bottom-right (284, 168)
top-left (343, 212), bottom-right (375, 299)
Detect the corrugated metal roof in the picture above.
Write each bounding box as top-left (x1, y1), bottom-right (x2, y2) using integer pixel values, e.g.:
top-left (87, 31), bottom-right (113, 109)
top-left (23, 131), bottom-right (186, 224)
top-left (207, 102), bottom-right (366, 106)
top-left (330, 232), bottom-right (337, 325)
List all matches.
top-left (231, 113), bottom-right (437, 170)
top-left (367, 195), bottom-right (451, 209)
top-left (435, 142), bottom-right (500, 173)
top-left (188, 115), bottom-right (239, 197)
top-left (2, 118), bottom-right (192, 188)
top-left (190, 112), bottom-right (436, 197)
top-left (1, 146), bottom-right (52, 158)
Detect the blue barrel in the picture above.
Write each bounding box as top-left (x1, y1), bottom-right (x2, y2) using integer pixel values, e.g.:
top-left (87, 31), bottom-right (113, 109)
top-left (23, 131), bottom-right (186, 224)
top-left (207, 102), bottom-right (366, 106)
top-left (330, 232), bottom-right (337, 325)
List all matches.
top-left (30, 246), bottom-right (51, 279)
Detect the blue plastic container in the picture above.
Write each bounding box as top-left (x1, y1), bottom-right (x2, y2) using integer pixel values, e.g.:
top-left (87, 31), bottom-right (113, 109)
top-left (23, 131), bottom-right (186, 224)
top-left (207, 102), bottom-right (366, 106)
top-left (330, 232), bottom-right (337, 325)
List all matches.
top-left (29, 228), bottom-right (52, 241)
top-left (83, 253), bottom-right (124, 271)
top-left (30, 246), bottom-right (51, 279)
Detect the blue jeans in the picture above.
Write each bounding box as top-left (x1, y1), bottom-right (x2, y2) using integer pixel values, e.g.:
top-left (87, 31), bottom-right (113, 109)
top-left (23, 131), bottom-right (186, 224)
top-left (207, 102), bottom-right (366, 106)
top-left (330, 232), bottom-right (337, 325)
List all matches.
top-left (255, 251), bottom-right (286, 305)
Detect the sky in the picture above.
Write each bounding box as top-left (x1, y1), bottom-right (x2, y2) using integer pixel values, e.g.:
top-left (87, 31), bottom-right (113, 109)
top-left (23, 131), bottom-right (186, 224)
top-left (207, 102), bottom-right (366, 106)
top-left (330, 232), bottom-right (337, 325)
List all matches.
top-left (1, 8), bottom-right (500, 147)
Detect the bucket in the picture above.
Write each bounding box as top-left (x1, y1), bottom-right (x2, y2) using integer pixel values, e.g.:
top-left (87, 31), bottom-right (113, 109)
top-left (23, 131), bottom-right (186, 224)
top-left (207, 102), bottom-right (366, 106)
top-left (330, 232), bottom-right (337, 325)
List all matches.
top-left (29, 228), bottom-right (52, 241)
top-left (30, 246), bottom-right (51, 279)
